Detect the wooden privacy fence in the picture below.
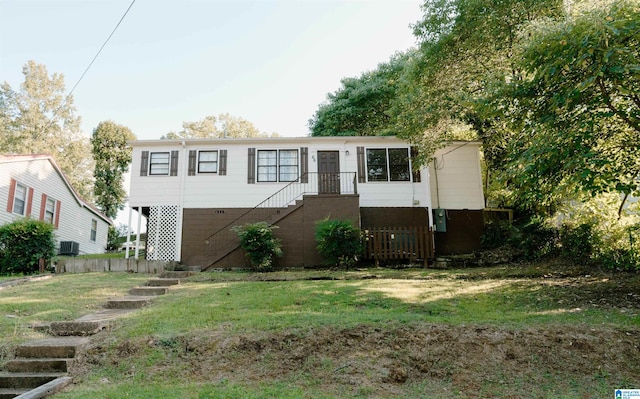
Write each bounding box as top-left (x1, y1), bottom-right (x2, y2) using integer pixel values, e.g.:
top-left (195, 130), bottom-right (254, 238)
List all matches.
top-left (363, 226), bottom-right (434, 266)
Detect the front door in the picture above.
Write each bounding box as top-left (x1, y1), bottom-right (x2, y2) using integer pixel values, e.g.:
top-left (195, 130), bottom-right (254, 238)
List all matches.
top-left (317, 151), bottom-right (340, 194)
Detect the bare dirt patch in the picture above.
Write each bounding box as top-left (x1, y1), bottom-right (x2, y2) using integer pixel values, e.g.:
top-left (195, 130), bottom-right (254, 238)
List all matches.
top-left (73, 323), bottom-right (639, 398)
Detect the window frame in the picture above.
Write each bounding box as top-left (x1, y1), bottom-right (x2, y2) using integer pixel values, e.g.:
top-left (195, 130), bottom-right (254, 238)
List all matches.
top-left (149, 152), bottom-right (171, 176)
top-left (44, 197), bottom-right (56, 224)
top-left (197, 150), bottom-right (219, 174)
top-left (12, 182), bottom-right (27, 215)
top-left (256, 149), bottom-right (299, 183)
top-left (366, 147), bottom-right (411, 183)
top-left (90, 219), bottom-right (97, 242)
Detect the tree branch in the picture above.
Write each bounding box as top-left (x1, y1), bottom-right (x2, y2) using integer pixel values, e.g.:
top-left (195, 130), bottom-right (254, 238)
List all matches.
top-left (597, 77), bottom-right (640, 133)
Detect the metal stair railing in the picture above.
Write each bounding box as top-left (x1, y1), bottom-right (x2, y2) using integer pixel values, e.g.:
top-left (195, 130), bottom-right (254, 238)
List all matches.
top-left (202, 172), bottom-right (356, 270)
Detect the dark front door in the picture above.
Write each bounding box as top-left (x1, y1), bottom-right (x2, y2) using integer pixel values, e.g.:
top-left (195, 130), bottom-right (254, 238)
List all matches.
top-left (317, 151), bottom-right (340, 194)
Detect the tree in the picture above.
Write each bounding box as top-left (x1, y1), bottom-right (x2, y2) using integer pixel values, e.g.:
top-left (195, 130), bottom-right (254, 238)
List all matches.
top-left (0, 61), bottom-right (94, 199)
top-left (91, 120), bottom-right (136, 219)
top-left (163, 113), bottom-right (274, 139)
top-left (501, 0), bottom-right (640, 210)
top-left (309, 51), bottom-right (412, 137)
top-left (392, 0), bottom-right (564, 165)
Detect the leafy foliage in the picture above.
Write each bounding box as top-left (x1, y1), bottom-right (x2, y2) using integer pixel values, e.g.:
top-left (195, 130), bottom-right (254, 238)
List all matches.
top-left (315, 218), bottom-right (363, 268)
top-left (0, 219), bottom-right (56, 274)
top-left (232, 222), bottom-right (282, 270)
top-left (502, 0), bottom-right (640, 210)
top-left (555, 193), bottom-right (640, 270)
top-left (91, 120), bottom-right (136, 219)
top-left (0, 61), bottom-right (94, 199)
top-left (106, 225), bottom-right (122, 252)
top-left (309, 52), bottom-right (412, 137)
top-left (163, 113), bottom-right (275, 139)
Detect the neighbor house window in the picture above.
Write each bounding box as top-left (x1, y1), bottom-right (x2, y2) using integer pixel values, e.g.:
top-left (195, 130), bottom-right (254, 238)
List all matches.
top-left (257, 149), bottom-right (299, 182)
top-left (12, 183), bottom-right (27, 215)
top-left (90, 219), bottom-right (97, 242)
top-left (366, 148), bottom-right (410, 182)
top-left (149, 152), bottom-right (170, 175)
top-left (198, 151), bottom-right (218, 173)
top-left (44, 197), bottom-right (56, 224)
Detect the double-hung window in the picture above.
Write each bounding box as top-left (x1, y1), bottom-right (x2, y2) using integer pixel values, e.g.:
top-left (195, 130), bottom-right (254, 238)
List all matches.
top-left (366, 148), bottom-right (410, 182)
top-left (149, 152), bottom-right (170, 175)
top-left (90, 219), bottom-right (97, 242)
top-left (198, 151), bottom-right (218, 173)
top-left (12, 183), bottom-right (27, 215)
top-left (44, 197), bottom-right (56, 224)
top-left (257, 149), bottom-right (298, 182)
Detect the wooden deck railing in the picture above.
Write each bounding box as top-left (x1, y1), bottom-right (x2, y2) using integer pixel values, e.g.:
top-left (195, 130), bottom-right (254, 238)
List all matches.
top-left (363, 226), bottom-right (434, 266)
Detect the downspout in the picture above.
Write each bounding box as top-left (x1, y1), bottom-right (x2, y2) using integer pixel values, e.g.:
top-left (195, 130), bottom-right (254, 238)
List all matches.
top-left (176, 140), bottom-right (187, 262)
top-left (433, 158), bottom-right (441, 209)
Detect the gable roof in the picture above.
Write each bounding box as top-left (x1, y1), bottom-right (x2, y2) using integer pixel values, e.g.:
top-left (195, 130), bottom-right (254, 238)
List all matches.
top-left (0, 154), bottom-right (112, 225)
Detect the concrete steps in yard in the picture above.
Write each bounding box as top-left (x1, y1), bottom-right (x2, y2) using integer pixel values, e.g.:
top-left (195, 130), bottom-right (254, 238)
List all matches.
top-left (0, 267), bottom-right (191, 398)
top-left (129, 286), bottom-right (168, 296)
top-left (0, 337), bottom-right (87, 398)
top-left (105, 296), bottom-right (154, 309)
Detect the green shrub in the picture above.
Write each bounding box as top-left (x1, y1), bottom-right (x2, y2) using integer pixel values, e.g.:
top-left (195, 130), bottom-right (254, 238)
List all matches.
top-left (515, 216), bottom-right (559, 260)
top-left (481, 220), bottom-right (517, 249)
top-left (559, 223), bottom-right (595, 265)
top-left (315, 218), bottom-right (363, 268)
top-left (0, 219), bottom-right (57, 275)
top-left (232, 222), bottom-right (282, 271)
top-left (554, 193), bottom-right (640, 270)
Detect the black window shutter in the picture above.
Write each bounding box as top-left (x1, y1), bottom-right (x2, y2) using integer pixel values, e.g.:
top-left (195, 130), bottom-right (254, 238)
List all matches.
top-left (140, 151), bottom-right (149, 176)
top-left (411, 146), bottom-right (421, 182)
top-left (357, 146), bottom-right (366, 183)
top-left (219, 150), bottom-right (227, 176)
top-left (300, 147), bottom-right (308, 183)
top-left (247, 148), bottom-right (256, 184)
top-left (188, 150), bottom-right (197, 176)
top-left (170, 150), bottom-right (179, 176)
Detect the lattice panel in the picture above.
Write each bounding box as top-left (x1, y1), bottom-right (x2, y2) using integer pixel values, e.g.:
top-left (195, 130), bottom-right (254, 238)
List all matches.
top-left (147, 205), bottom-right (181, 261)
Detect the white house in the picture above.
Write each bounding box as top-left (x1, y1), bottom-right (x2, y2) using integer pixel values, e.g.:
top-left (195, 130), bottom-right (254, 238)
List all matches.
top-left (127, 136), bottom-right (484, 268)
top-left (0, 154), bottom-right (111, 255)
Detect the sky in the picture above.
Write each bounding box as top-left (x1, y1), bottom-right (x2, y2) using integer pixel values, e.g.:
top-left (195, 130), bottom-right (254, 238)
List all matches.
top-left (1, 0), bottom-right (423, 140)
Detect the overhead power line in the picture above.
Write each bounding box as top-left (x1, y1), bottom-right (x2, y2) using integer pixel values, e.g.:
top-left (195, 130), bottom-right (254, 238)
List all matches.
top-left (46, 0), bottom-right (137, 132)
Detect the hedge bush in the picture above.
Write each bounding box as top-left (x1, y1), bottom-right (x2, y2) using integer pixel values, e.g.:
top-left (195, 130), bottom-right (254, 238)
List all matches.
top-left (315, 218), bottom-right (363, 268)
top-left (0, 219), bottom-right (57, 275)
top-left (232, 222), bottom-right (282, 271)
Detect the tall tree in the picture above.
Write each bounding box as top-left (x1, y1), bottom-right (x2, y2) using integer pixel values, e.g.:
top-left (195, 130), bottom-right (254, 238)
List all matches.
top-left (91, 121), bottom-right (136, 219)
top-left (0, 61), bottom-right (94, 199)
top-left (501, 0), bottom-right (640, 211)
top-left (393, 0), bottom-right (564, 164)
top-left (309, 51), bottom-right (412, 137)
top-left (163, 113), bottom-right (273, 139)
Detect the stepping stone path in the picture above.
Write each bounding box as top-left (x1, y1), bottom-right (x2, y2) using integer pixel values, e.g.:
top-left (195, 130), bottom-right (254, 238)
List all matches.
top-left (0, 270), bottom-right (196, 398)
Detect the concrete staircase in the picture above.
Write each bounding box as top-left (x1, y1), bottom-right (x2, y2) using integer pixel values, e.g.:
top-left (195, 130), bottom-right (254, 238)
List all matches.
top-left (0, 270), bottom-right (195, 398)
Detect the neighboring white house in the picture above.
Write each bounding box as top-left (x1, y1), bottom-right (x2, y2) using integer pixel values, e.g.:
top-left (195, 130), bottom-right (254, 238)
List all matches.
top-left (0, 154), bottom-right (112, 255)
top-left (127, 136), bottom-right (484, 268)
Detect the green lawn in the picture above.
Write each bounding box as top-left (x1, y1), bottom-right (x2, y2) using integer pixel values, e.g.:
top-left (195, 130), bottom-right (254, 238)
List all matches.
top-left (1, 264), bottom-right (638, 398)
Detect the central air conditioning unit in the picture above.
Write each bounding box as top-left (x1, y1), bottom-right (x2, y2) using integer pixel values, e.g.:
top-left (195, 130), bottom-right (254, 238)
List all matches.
top-left (59, 241), bottom-right (80, 256)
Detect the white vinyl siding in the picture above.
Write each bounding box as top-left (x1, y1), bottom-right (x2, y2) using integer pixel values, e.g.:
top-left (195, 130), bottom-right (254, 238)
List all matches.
top-left (128, 137), bottom-right (443, 210)
top-left (0, 157), bottom-right (111, 254)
